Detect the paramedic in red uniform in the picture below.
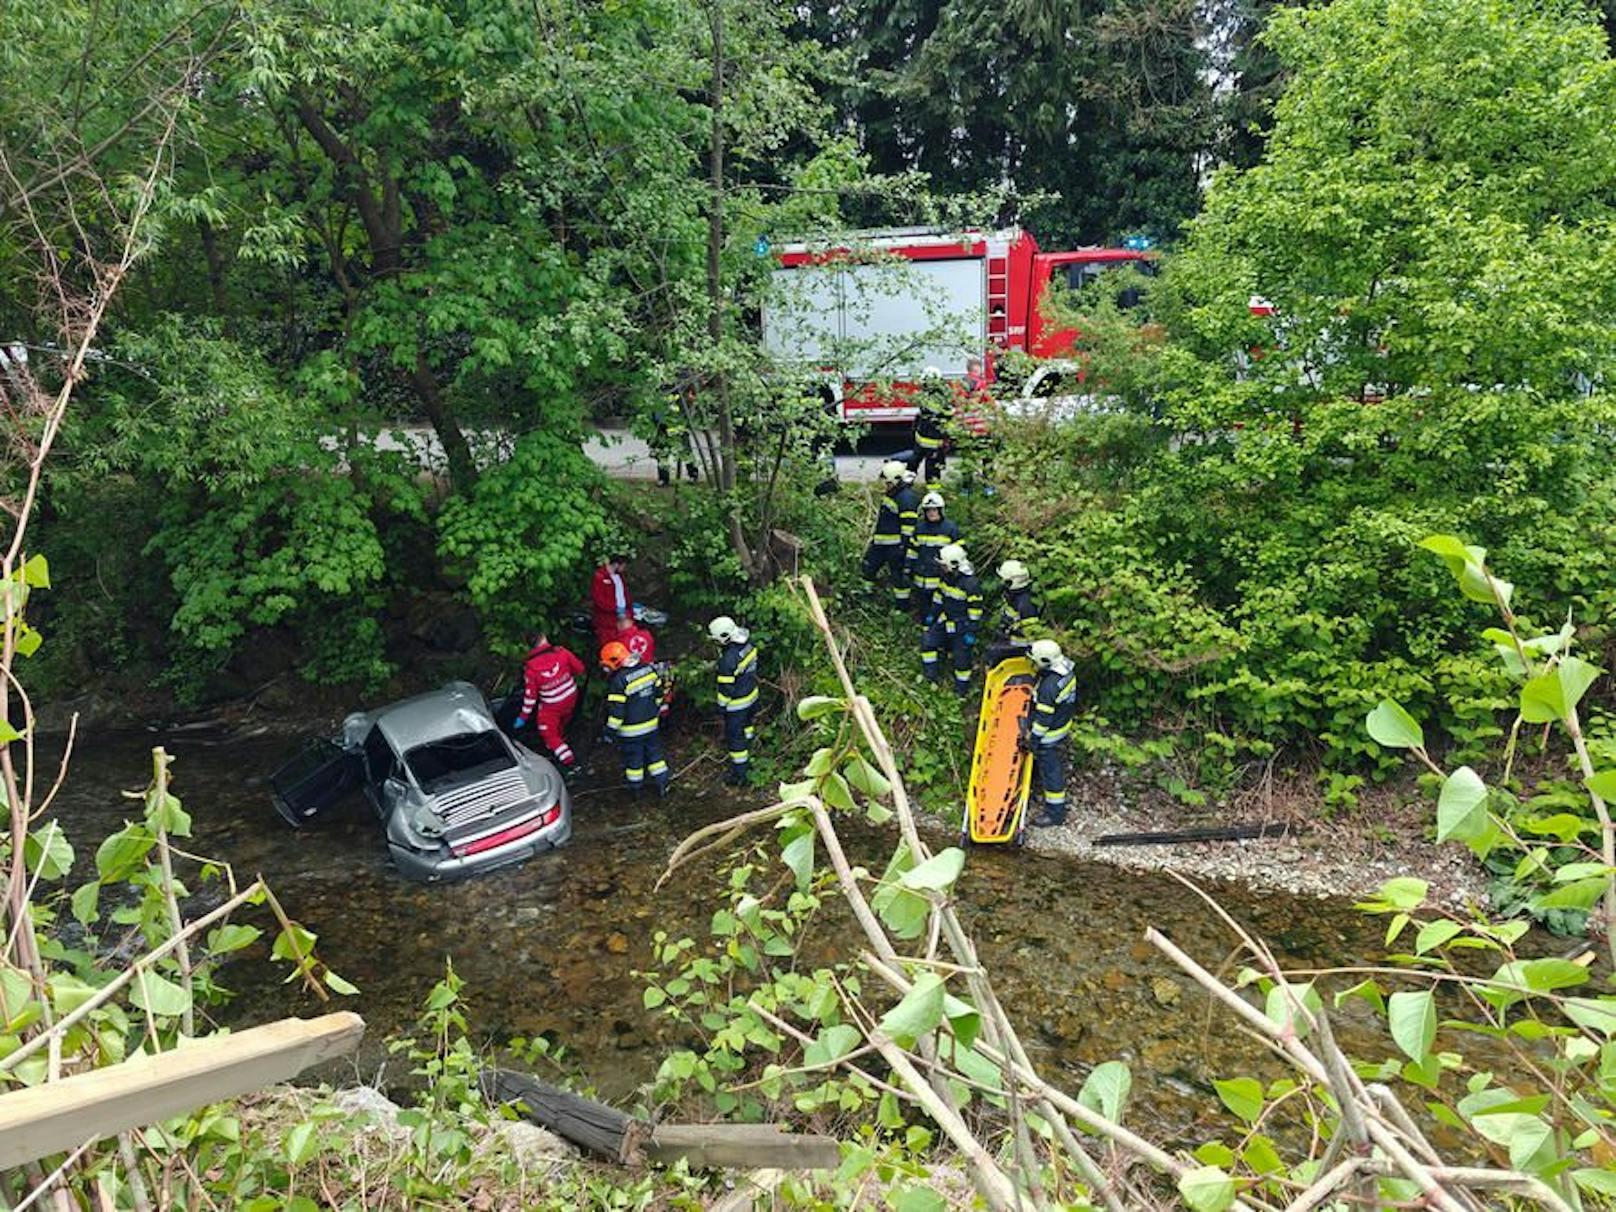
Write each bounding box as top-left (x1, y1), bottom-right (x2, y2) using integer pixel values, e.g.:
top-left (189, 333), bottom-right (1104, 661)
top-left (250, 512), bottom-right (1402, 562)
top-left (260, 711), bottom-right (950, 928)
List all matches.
top-left (513, 634), bottom-right (586, 769)
top-left (590, 554), bottom-right (632, 649)
top-left (617, 616), bottom-right (656, 665)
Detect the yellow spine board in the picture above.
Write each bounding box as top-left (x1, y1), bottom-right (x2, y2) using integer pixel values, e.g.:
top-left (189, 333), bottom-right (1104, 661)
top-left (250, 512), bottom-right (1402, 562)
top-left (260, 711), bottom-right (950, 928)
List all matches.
top-left (966, 656), bottom-right (1037, 843)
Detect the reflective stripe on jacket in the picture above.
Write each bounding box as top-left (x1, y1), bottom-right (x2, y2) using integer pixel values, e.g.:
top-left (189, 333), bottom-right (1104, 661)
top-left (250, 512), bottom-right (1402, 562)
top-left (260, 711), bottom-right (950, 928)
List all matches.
top-left (998, 586), bottom-right (1041, 641)
top-left (521, 642), bottom-right (585, 714)
top-left (907, 518), bottom-right (960, 581)
top-left (606, 665), bottom-right (662, 738)
top-left (871, 485), bottom-right (920, 546)
top-left (938, 570), bottom-right (984, 633)
top-left (716, 639), bottom-right (759, 711)
top-left (1031, 666), bottom-right (1077, 745)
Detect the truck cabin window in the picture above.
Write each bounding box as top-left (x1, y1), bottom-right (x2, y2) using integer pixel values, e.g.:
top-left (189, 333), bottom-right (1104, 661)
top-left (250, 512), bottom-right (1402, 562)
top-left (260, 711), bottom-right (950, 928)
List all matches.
top-left (1060, 261), bottom-right (1155, 309)
top-left (406, 732), bottom-right (515, 792)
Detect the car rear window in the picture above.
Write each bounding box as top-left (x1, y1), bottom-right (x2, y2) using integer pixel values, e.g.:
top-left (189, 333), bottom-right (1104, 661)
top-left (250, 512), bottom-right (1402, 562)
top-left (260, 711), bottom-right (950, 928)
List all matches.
top-left (405, 731), bottom-right (515, 792)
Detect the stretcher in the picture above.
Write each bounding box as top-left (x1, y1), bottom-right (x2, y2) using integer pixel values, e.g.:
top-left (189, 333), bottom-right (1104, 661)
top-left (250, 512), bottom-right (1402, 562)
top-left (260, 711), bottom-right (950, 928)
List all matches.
top-left (963, 655), bottom-right (1037, 845)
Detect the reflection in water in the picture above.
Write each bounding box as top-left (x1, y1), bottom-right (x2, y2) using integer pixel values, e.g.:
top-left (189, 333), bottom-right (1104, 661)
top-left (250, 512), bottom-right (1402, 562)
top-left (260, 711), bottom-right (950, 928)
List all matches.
top-left (47, 731), bottom-right (1410, 1140)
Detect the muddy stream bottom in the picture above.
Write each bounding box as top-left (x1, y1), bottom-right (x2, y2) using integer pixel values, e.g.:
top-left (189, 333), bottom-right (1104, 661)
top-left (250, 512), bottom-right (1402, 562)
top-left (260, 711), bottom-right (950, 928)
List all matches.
top-left (42, 729), bottom-right (1525, 1147)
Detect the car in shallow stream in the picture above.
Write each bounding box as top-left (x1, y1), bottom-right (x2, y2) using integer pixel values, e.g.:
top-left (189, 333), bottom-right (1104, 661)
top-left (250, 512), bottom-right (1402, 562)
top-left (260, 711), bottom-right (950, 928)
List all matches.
top-left (270, 682), bottom-right (571, 882)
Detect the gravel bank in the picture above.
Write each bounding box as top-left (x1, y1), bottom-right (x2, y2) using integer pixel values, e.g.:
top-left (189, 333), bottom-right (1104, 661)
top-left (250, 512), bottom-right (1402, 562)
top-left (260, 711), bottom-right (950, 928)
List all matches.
top-left (925, 762), bottom-right (1489, 909)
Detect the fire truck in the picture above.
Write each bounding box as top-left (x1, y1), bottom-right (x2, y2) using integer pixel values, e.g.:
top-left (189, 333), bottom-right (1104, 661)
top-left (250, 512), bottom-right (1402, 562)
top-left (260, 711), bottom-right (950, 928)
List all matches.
top-left (760, 226), bottom-right (1154, 423)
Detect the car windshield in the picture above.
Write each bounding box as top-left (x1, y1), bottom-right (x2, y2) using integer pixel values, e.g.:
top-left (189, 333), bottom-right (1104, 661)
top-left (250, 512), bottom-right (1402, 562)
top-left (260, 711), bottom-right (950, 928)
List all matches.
top-left (404, 731), bottom-right (515, 792)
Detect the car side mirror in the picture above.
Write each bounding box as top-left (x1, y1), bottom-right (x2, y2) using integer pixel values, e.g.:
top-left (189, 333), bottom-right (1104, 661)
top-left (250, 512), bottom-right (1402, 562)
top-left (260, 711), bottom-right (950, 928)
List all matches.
top-left (382, 776), bottom-right (408, 801)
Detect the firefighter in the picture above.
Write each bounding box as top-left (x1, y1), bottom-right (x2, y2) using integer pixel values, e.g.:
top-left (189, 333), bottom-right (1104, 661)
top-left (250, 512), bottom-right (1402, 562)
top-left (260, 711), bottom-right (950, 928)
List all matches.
top-left (651, 404), bottom-right (698, 486)
top-left (907, 491), bottom-right (961, 621)
top-left (1024, 639), bottom-right (1077, 827)
top-left (616, 615), bottom-right (656, 665)
top-left (923, 543), bottom-right (983, 695)
top-left (601, 641), bottom-right (669, 798)
top-left (991, 558), bottom-right (1042, 659)
top-left (861, 460), bottom-right (919, 609)
top-left (905, 366), bottom-right (952, 483)
top-left (513, 633), bottom-right (586, 771)
top-left (590, 554), bottom-right (634, 650)
top-left (709, 615), bottom-right (759, 787)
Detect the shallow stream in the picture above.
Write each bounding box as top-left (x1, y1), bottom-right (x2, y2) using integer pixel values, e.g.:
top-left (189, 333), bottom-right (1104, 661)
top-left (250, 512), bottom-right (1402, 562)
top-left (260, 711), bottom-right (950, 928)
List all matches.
top-left (45, 728), bottom-right (1471, 1144)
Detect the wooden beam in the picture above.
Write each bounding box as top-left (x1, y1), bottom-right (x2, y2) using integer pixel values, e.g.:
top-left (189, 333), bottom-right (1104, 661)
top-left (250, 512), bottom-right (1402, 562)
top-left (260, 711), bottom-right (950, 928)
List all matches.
top-left (485, 1068), bottom-right (841, 1172)
top-left (0, 1013), bottom-right (365, 1169)
top-left (649, 1123), bottom-right (841, 1171)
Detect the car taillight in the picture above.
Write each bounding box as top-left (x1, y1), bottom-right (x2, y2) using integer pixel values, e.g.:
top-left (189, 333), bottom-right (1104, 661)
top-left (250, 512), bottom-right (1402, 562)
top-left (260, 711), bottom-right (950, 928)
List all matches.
top-left (452, 803), bottom-right (562, 857)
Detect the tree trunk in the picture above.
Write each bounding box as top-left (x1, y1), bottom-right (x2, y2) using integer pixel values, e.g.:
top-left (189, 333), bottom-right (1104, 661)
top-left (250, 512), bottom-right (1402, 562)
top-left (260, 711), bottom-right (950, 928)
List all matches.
top-left (198, 219), bottom-right (229, 321)
top-left (410, 351), bottom-right (478, 490)
top-left (705, 0), bottom-right (760, 582)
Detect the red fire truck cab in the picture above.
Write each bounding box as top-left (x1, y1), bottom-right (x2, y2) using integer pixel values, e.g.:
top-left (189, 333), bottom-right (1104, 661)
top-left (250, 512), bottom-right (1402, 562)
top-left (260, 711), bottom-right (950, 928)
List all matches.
top-left (761, 226), bottom-right (1154, 423)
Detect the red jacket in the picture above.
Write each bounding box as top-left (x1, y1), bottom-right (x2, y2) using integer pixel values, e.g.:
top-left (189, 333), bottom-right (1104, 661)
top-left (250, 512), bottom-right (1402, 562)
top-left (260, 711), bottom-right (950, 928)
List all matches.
top-left (590, 564), bottom-right (630, 636)
top-left (619, 623), bottom-right (655, 665)
top-left (520, 642), bottom-right (585, 716)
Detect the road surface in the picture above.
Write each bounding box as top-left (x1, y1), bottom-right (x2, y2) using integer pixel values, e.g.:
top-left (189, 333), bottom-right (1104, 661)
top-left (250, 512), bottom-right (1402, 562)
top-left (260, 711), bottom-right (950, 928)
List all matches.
top-left (350, 425), bottom-right (911, 484)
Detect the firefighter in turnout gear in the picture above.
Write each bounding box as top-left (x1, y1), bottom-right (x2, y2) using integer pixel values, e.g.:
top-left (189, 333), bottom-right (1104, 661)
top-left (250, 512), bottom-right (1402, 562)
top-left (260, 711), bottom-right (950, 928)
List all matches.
top-left (988, 558), bottom-right (1042, 663)
top-left (1025, 640), bottom-right (1077, 827)
top-left (906, 366), bottom-right (952, 483)
top-left (513, 634), bottom-right (586, 771)
top-left (923, 544), bottom-right (984, 695)
top-left (709, 615), bottom-right (759, 786)
top-left (861, 460), bottom-right (919, 608)
top-left (602, 641), bottom-right (669, 798)
top-left (907, 491), bottom-right (960, 621)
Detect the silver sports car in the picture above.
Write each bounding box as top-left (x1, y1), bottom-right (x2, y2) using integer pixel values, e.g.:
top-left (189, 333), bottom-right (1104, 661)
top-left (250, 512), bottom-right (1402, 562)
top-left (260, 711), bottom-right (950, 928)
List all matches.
top-left (271, 682), bottom-right (572, 882)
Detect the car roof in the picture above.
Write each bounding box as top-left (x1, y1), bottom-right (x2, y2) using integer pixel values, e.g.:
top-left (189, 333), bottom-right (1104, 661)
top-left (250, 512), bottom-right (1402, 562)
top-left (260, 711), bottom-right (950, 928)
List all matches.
top-left (363, 682), bottom-right (497, 752)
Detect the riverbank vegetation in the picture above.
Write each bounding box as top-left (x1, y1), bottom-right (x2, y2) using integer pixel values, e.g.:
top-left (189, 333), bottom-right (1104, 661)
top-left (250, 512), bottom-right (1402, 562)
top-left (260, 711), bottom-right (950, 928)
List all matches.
top-left (9, 0), bottom-right (1616, 1206)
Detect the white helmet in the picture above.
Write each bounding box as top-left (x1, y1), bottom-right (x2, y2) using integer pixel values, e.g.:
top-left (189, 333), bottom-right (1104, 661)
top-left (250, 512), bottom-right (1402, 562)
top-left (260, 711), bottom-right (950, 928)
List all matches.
top-left (997, 559), bottom-right (1031, 589)
top-left (920, 491), bottom-right (945, 512)
top-left (1030, 639), bottom-right (1065, 670)
top-left (920, 366), bottom-right (943, 382)
top-left (880, 459), bottom-right (909, 486)
top-left (709, 615), bottom-right (745, 644)
top-left (939, 543), bottom-right (969, 573)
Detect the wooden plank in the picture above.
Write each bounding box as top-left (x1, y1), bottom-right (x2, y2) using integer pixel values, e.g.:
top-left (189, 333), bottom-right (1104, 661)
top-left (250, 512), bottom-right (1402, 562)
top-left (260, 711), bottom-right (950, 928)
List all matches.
top-left (649, 1123), bottom-right (841, 1171)
top-left (0, 1012), bottom-right (364, 1169)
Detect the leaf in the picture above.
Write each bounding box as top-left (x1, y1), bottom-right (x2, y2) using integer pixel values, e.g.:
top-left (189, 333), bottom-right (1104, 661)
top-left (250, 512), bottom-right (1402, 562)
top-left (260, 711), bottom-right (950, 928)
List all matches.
top-left (819, 771), bottom-right (857, 812)
top-left (781, 832), bottom-right (814, 892)
top-left (1388, 990), bottom-right (1437, 1061)
top-left (942, 992), bottom-right (981, 1049)
top-left (23, 824), bottom-right (72, 882)
top-left (95, 823), bottom-right (155, 882)
top-left (206, 924), bottom-right (262, 955)
top-left (1414, 920), bottom-right (1463, 955)
top-left (796, 695), bottom-right (843, 721)
top-left (1532, 878), bottom-right (1608, 911)
top-left (871, 846), bottom-right (929, 940)
top-left (69, 882), bottom-right (98, 928)
top-left (129, 970), bottom-right (191, 1019)
top-left (1264, 981), bottom-right (1322, 1037)
top-left (1418, 535), bottom-right (1511, 607)
top-left (643, 987), bottom-right (667, 1009)
top-left (844, 753), bottom-right (892, 800)
top-left (1372, 877), bottom-right (1429, 912)
top-left (1572, 1169), bottom-right (1616, 1196)
top-left (899, 848), bottom-right (965, 893)
top-left (1213, 1077), bottom-right (1263, 1124)
top-left (285, 1120), bottom-right (319, 1167)
top-left (1520, 657), bottom-right (1602, 725)
top-left (1077, 1061), bottom-right (1131, 1124)
top-left (877, 973), bottom-right (945, 1047)
top-left (1366, 699), bottom-right (1424, 750)
top-left (1435, 766), bottom-right (1489, 844)
top-left (20, 554), bottom-right (49, 589)
top-left (322, 971), bottom-right (359, 996)
top-left (0, 721), bottom-right (20, 745)
top-left (804, 1023), bottom-right (861, 1067)
top-left (1563, 997), bottom-right (1616, 1037)
top-left (893, 1189), bottom-right (945, 1212)
top-left (1585, 770), bottom-right (1616, 803)
top-left (1178, 1165), bottom-right (1236, 1212)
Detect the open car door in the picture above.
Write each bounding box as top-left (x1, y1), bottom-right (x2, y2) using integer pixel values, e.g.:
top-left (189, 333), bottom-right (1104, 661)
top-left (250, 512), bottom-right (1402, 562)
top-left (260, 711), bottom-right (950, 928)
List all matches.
top-left (270, 739), bottom-right (362, 827)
